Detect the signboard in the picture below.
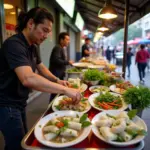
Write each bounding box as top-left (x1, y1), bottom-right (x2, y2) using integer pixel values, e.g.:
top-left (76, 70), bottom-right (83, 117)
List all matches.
top-left (75, 12), bottom-right (84, 31)
top-left (56, 0), bottom-right (75, 18)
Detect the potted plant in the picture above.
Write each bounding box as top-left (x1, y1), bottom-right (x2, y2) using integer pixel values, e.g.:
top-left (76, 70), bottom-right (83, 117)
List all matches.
top-left (123, 86), bottom-right (150, 117)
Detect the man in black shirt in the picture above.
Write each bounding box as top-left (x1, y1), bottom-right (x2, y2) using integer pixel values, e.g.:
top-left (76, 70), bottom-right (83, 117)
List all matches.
top-left (0, 7), bottom-right (81, 150)
top-left (49, 32), bottom-right (74, 79)
top-left (81, 38), bottom-right (95, 57)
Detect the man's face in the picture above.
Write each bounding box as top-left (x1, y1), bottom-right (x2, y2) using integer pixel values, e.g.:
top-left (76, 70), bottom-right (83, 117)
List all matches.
top-left (30, 19), bottom-right (52, 45)
top-left (62, 35), bottom-right (70, 47)
top-left (86, 39), bottom-right (90, 45)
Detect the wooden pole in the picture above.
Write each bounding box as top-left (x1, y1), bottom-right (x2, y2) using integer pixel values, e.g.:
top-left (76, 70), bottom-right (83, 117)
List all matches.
top-left (122, 0), bottom-right (129, 78)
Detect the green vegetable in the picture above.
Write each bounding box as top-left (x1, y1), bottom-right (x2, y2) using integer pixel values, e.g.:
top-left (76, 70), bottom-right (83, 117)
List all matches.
top-left (82, 121), bottom-right (91, 127)
top-left (62, 119), bottom-right (69, 127)
top-left (95, 92), bottom-right (122, 103)
top-left (127, 109), bottom-right (137, 120)
top-left (123, 86), bottom-right (150, 110)
top-left (71, 84), bottom-right (79, 88)
top-left (55, 105), bottom-right (61, 110)
top-left (81, 98), bottom-right (88, 103)
top-left (83, 69), bottom-right (102, 81)
top-left (138, 129), bottom-right (147, 136)
top-left (67, 68), bottom-right (82, 73)
top-left (116, 135), bottom-right (125, 142)
top-left (80, 114), bottom-right (88, 123)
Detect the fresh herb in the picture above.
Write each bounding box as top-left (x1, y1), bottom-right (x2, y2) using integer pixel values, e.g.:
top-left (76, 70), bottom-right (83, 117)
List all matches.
top-left (55, 105), bottom-right (61, 110)
top-left (83, 69), bottom-right (102, 81)
top-left (80, 114), bottom-right (88, 123)
top-left (138, 129), bottom-right (147, 136)
top-left (67, 68), bottom-right (82, 73)
top-left (81, 98), bottom-right (88, 103)
top-left (123, 86), bottom-right (150, 110)
top-left (127, 109), bottom-right (137, 120)
top-left (82, 121), bottom-right (91, 127)
top-left (116, 135), bottom-right (125, 142)
top-left (62, 119), bottom-right (69, 127)
top-left (39, 125), bottom-right (41, 128)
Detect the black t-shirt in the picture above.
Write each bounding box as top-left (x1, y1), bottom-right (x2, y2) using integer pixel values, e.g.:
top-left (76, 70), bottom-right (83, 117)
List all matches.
top-left (0, 33), bottom-right (41, 110)
top-left (81, 44), bottom-right (89, 57)
top-left (49, 45), bottom-right (69, 79)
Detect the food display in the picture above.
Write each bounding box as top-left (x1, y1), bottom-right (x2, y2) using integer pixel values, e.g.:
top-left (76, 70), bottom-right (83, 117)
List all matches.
top-left (68, 78), bottom-right (87, 92)
top-left (88, 92), bottom-right (128, 111)
top-left (34, 111), bottom-right (91, 148)
top-left (92, 110), bottom-right (147, 147)
top-left (94, 92), bottom-right (123, 110)
top-left (89, 85), bottom-right (109, 93)
top-left (52, 95), bottom-right (91, 113)
top-left (110, 81), bottom-right (133, 94)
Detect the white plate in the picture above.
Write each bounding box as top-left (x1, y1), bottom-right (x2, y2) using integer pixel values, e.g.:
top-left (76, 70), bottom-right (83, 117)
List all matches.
top-left (89, 85), bottom-right (110, 93)
top-left (80, 83), bottom-right (88, 92)
top-left (88, 64), bottom-right (105, 69)
top-left (72, 62), bottom-right (92, 68)
top-left (110, 85), bottom-right (125, 94)
top-left (92, 110), bottom-right (147, 147)
top-left (34, 111), bottom-right (92, 148)
top-left (88, 92), bottom-right (128, 111)
top-left (52, 95), bottom-right (91, 113)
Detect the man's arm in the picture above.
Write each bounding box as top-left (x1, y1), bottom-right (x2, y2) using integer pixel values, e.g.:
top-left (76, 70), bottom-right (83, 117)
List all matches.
top-left (37, 62), bottom-right (58, 82)
top-left (15, 66), bottom-right (81, 103)
top-left (15, 66), bottom-right (65, 93)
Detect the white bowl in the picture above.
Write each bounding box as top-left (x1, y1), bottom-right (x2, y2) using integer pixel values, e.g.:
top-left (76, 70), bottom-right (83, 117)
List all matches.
top-left (92, 110), bottom-right (147, 147)
top-left (84, 80), bottom-right (99, 86)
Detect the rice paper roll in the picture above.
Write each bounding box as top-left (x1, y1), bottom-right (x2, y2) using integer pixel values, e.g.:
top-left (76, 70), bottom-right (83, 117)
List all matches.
top-left (119, 131), bottom-right (133, 142)
top-left (100, 114), bottom-right (109, 120)
top-left (117, 112), bottom-right (129, 123)
top-left (51, 118), bottom-right (60, 125)
top-left (43, 125), bottom-right (59, 133)
top-left (68, 121), bottom-right (82, 131)
top-left (126, 121), bottom-right (142, 132)
top-left (100, 127), bottom-right (117, 141)
top-left (111, 119), bottom-right (126, 134)
top-left (60, 128), bottom-right (78, 137)
top-left (44, 133), bottom-right (57, 141)
top-left (95, 118), bottom-right (113, 127)
top-left (72, 118), bottom-right (80, 123)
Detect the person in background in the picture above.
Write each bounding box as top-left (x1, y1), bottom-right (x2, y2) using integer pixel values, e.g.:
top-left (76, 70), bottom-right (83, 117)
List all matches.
top-left (49, 32), bottom-right (73, 80)
top-left (147, 44), bottom-right (150, 72)
top-left (126, 47), bottom-right (133, 77)
top-left (106, 46), bottom-right (111, 63)
top-left (135, 44), bottom-right (150, 83)
top-left (81, 38), bottom-right (95, 57)
top-left (49, 32), bottom-right (74, 101)
top-left (0, 7), bottom-right (81, 150)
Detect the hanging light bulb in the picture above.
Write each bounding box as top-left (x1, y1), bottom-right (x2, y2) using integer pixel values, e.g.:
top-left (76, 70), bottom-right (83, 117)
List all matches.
top-left (98, 0), bottom-right (117, 19)
top-left (97, 22), bottom-right (109, 31)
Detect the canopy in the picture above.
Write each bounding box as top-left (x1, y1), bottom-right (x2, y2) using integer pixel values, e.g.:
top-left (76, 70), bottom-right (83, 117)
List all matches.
top-left (138, 39), bottom-right (150, 44)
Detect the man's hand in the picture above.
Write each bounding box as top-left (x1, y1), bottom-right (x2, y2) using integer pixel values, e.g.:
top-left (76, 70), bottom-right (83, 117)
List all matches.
top-left (57, 79), bottom-right (70, 86)
top-left (64, 88), bottom-right (81, 104)
top-left (69, 60), bottom-right (74, 65)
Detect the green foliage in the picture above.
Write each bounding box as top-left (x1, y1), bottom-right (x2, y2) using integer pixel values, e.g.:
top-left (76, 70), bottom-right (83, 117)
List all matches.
top-left (83, 69), bottom-right (103, 81)
top-left (127, 109), bottom-right (137, 120)
top-left (67, 67), bottom-right (82, 73)
top-left (123, 86), bottom-right (150, 110)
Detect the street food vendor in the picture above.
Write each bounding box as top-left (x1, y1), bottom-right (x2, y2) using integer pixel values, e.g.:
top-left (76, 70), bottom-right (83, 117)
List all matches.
top-left (0, 7), bottom-right (81, 150)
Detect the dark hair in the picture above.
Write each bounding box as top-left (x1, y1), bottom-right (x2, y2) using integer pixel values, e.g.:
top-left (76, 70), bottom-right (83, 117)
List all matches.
top-left (58, 32), bottom-right (69, 43)
top-left (128, 47), bottom-right (132, 51)
top-left (85, 38), bottom-right (90, 41)
top-left (140, 44), bottom-right (145, 49)
top-left (16, 7), bottom-right (54, 33)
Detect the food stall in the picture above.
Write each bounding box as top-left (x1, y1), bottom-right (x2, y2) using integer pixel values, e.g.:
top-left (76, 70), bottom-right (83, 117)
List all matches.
top-left (21, 59), bottom-right (148, 150)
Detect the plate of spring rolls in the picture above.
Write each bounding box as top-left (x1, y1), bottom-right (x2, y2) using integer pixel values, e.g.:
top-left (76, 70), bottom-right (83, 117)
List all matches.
top-left (52, 95), bottom-right (91, 113)
top-left (34, 111), bottom-right (91, 148)
top-left (88, 92), bottom-right (128, 111)
top-left (92, 110), bottom-right (147, 147)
